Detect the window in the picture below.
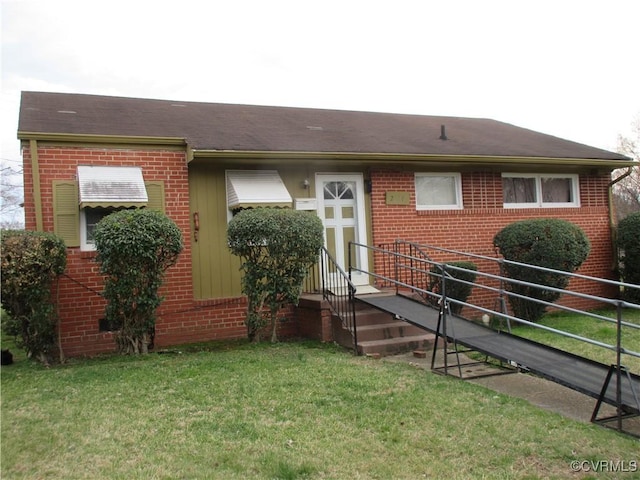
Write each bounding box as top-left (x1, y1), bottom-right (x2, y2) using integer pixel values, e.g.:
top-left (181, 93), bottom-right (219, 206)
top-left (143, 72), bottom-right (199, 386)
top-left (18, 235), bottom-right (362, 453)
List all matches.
top-left (77, 166), bottom-right (149, 250)
top-left (81, 207), bottom-right (114, 247)
top-left (415, 173), bottom-right (463, 210)
top-left (80, 207), bottom-right (138, 250)
top-left (52, 177), bottom-right (165, 249)
top-left (502, 173), bottom-right (579, 208)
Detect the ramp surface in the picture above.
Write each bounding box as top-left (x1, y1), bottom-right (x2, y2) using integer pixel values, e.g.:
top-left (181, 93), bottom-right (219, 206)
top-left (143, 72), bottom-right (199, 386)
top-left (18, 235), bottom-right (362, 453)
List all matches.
top-left (357, 294), bottom-right (640, 414)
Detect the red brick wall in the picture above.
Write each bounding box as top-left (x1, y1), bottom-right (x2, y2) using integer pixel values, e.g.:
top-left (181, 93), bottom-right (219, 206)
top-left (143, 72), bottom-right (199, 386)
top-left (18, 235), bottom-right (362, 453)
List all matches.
top-left (369, 169), bottom-right (617, 314)
top-left (22, 144), bottom-right (299, 356)
top-left (22, 143), bottom-right (618, 355)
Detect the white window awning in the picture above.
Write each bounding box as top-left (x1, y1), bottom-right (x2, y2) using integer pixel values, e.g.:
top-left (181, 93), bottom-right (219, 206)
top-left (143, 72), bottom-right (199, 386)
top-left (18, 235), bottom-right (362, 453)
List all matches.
top-left (77, 165), bottom-right (148, 208)
top-left (226, 170), bottom-right (292, 209)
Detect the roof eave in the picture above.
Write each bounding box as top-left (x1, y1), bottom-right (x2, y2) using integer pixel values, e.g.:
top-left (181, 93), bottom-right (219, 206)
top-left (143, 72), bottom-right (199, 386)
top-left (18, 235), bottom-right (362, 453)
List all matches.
top-left (191, 149), bottom-right (636, 170)
top-left (17, 131), bottom-right (187, 146)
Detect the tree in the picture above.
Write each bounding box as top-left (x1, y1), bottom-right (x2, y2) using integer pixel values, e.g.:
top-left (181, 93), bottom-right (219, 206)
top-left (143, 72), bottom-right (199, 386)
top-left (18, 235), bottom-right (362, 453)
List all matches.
top-left (0, 161), bottom-right (25, 229)
top-left (493, 219), bottom-right (590, 322)
top-left (0, 230), bottom-right (67, 363)
top-left (612, 115), bottom-right (640, 222)
top-left (93, 209), bottom-right (183, 354)
top-left (617, 211), bottom-right (640, 303)
top-left (227, 208), bottom-right (324, 343)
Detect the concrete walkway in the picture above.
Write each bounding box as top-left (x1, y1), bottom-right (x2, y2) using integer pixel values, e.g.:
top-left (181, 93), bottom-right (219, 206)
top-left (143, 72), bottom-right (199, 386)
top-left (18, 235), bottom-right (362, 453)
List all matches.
top-left (386, 349), bottom-right (640, 438)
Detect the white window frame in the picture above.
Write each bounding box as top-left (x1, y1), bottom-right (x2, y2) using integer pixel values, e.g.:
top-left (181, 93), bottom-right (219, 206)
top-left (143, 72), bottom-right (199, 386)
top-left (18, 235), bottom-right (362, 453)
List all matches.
top-left (502, 173), bottom-right (580, 208)
top-left (77, 165), bottom-right (149, 251)
top-left (80, 207), bottom-right (114, 251)
top-left (415, 173), bottom-right (463, 210)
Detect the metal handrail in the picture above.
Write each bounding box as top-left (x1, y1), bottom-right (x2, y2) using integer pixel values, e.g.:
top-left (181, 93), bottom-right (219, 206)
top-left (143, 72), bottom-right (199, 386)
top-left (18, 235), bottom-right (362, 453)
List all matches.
top-left (414, 241), bottom-right (640, 292)
top-left (350, 240), bottom-right (640, 434)
top-left (376, 241), bottom-right (447, 295)
top-left (318, 246), bottom-right (358, 352)
top-left (348, 240), bottom-right (640, 362)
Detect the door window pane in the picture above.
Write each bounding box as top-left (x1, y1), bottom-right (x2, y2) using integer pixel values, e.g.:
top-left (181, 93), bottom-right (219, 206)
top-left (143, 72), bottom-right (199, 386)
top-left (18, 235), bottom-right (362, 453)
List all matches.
top-left (343, 226), bottom-right (357, 268)
top-left (324, 206), bottom-right (334, 219)
top-left (325, 227), bottom-right (336, 269)
top-left (342, 206), bottom-right (354, 219)
top-left (324, 181), bottom-right (354, 200)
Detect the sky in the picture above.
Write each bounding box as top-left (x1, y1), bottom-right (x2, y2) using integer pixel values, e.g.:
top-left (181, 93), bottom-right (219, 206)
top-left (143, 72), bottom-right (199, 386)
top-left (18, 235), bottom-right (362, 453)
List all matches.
top-left (1, 0), bottom-right (639, 225)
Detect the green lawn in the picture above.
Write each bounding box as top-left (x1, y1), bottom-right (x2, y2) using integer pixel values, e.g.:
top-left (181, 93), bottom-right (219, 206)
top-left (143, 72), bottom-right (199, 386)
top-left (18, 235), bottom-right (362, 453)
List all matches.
top-left (1, 338), bottom-right (638, 479)
top-left (509, 308), bottom-right (640, 374)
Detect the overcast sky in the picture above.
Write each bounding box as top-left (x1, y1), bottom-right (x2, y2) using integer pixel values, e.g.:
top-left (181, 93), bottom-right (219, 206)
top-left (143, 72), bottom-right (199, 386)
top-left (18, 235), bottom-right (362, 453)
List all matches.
top-left (1, 0), bottom-right (639, 223)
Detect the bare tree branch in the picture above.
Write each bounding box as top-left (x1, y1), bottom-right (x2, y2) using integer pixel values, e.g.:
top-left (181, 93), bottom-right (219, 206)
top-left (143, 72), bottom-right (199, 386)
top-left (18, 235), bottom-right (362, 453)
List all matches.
top-left (0, 160), bottom-right (25, 229)
top-left (612, 114), bottom-right (640, 222)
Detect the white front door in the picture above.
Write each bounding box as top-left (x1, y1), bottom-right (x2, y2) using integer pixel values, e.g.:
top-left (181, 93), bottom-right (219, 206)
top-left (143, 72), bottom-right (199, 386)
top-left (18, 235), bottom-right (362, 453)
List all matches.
top-left (316, 173), bottom-right (370, 287)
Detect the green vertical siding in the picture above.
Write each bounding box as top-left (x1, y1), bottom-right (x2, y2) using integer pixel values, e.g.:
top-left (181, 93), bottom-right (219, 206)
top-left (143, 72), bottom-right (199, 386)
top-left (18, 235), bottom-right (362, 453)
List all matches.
top-left (188, 162), bottom-right (372, 299)
top-left (189, 165), bottom-right (243, 299)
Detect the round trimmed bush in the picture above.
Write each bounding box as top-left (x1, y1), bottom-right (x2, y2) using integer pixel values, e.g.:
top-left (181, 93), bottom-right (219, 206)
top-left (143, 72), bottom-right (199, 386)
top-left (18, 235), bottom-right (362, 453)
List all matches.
top-left (617, 211), bottom-right (640, 303)
top-left (430, 261), bottom-right (478, 315)
top-left (493, 218), bottom-right (590, 322)
top-left (0, 230), bottom-right (67, 363)
top-left (228, 208), bottom-right (324, 342)
top-left (94, 209), bottom-right (183, 354)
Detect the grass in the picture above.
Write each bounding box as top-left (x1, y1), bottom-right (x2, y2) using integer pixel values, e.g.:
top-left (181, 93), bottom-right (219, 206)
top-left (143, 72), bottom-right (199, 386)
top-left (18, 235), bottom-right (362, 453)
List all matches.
top-left (1, 338), bottom-right (639, 479)
top-left (509, 308), bottom-right (640, 374)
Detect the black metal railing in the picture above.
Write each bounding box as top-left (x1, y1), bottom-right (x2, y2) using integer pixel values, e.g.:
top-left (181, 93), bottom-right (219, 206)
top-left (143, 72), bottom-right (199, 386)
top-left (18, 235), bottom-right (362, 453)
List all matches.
top-left (316, 246), bottom-right (358, 352)
top-left (371, 241), bottom-right (444, 305)
top-left (308, 239), bottom-right (640, 434)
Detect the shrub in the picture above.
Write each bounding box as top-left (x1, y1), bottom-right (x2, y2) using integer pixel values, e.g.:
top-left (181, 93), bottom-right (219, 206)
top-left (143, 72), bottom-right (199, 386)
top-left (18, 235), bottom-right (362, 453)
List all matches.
top-left (94, 209), bottom-right (183, 354)
top-left (0, 230), bottom-right (67, 363)
top-left (228, 208), bottom-right (324, 342)
top-left (617, 211), bottom-right (640, 303)
top-left (429, 261), bottom-right (478, 315)
top-left (493, 218), bottom-right (590, 322)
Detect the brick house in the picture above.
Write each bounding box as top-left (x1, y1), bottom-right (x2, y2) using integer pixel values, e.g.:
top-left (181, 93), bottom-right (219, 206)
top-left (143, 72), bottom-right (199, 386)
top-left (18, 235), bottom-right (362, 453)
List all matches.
top-left (18, 91), bottom-right (634, 356)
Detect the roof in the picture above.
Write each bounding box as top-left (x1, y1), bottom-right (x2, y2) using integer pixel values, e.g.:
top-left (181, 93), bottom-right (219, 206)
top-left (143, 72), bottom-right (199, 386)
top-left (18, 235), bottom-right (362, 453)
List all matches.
top-left (18, 91), bottom-right (632, 163)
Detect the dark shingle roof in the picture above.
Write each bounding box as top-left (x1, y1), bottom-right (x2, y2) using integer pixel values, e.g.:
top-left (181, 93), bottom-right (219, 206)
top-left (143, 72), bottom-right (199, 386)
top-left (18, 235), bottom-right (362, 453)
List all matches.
top-left (18, 91), bottom-right (630, 161)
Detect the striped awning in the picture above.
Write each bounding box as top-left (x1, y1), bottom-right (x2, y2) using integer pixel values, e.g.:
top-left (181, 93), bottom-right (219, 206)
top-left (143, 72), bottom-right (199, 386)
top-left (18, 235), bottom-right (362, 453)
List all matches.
top-left (77, 165), bottom-right (148, 208)
top-left (226, 170), bottom-right (292, 209)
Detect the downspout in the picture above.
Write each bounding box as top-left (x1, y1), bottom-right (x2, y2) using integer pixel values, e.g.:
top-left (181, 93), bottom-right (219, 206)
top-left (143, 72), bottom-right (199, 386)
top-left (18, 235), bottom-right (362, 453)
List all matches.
top-left (608, 166), bottom-right (634, 270)
top-left (29, 139), bottom-right (44, 231)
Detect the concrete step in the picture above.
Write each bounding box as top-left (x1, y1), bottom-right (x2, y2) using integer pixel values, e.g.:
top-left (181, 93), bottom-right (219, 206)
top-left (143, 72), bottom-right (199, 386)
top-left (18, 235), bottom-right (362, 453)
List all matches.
top-left (331, 294), bottom-right (437, 356)
top-left (357, 333), bottom-right (436, 357)
top-left (350, 308), bottom-right (395, 326)
top-left (355, 321), bottom-right (428, 342)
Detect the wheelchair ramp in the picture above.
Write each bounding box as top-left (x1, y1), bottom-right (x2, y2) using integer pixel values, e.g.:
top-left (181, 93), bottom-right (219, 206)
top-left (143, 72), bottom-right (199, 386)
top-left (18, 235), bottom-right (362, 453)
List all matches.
top-left (357, 293), bottom-right (640, 420)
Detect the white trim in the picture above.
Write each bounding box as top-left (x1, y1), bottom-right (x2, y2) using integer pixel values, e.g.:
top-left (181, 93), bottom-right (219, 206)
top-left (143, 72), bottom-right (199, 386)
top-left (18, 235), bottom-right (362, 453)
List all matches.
top-left (316, 173), bottom-right (370, 287)
top-left (80, 207), bottom-right (112, 251)
top-left (80, 208), bottom-right (91, 251)
top-left (414, 172), bottom-right (463, 210)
